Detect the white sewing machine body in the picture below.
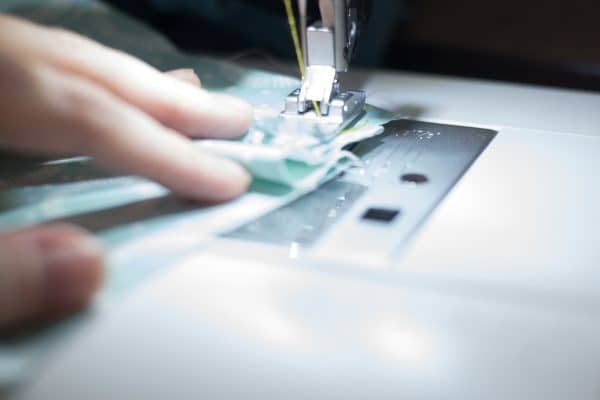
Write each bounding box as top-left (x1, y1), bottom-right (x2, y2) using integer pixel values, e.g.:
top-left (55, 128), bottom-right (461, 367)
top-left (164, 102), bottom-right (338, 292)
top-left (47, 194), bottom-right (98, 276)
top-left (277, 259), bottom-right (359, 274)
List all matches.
top-left (13, 68), bottom-right (600, 400)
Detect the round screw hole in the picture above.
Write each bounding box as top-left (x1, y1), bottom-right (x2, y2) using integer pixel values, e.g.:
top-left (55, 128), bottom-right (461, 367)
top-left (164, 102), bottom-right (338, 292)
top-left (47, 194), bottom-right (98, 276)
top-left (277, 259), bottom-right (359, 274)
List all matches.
top-left (401, 173), bottom-right (429, 184)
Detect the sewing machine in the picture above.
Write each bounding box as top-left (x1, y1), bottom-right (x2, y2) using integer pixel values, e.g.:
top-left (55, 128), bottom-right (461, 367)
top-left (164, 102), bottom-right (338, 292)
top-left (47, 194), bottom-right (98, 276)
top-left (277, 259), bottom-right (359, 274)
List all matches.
top-left (6, 1), bottom-right (600, 399)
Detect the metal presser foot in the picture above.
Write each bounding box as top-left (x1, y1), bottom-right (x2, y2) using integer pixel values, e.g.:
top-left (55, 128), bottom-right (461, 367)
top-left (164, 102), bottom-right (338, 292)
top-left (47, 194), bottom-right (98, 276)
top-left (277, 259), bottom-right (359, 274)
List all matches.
top-left (282, 87), bottom-right (366, 128)
top-left (281, 0), bottom-right (368, 131)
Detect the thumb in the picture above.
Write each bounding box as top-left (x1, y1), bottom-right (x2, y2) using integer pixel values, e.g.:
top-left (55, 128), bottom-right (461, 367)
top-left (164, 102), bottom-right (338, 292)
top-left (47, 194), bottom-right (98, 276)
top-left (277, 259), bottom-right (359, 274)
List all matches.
top-left (0, 224), bottom-right (104, 331)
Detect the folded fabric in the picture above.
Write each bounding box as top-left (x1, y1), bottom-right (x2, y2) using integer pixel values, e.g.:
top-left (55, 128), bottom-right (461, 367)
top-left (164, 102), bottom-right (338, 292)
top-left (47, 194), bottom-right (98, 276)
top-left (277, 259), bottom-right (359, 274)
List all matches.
top-left (196, 105), bottom-right (390, 188)
top-left (197, 125), bottom-right (383, 188)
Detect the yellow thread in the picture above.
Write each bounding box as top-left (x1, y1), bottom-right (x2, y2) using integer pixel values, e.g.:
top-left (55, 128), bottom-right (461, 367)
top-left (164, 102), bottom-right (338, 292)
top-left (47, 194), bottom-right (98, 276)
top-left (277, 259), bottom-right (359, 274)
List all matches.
top-left (341, 119), bottom-right (369, 134)
top-left (283, 0), bottom-right (322, 117)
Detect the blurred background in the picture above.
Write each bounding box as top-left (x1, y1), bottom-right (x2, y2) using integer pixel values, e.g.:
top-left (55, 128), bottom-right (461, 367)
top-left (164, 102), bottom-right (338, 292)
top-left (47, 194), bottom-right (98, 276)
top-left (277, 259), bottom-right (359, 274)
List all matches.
top-left (106, 0), bottom-right (600, 91)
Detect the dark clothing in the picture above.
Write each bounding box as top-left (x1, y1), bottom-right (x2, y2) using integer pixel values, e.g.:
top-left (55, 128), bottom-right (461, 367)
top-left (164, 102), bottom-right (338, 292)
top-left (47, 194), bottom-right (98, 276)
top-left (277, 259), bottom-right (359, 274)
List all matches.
top-left (107, 0), bottom-right (406, 66)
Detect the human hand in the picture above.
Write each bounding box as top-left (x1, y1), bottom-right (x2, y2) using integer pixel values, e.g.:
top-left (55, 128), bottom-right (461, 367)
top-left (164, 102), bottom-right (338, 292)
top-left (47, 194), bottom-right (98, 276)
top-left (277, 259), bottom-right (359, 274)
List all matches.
top-left (0, 14), bottom-right (254, 330)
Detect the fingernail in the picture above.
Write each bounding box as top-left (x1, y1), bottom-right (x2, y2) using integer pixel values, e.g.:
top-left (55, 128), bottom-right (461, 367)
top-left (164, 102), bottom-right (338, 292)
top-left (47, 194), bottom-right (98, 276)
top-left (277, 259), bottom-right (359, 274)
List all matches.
top-left (190, 153), bottom-right (252, 202)
top-left (178, 68), bottom-right (197, 77)
top-left (213, 93), bottom-right (253, 112)
top-left (215, 156), bottom-right (252, 188)
top-left (212, 93), bottom-right (254, 126)
top-left (169, 68), bottom-right (201, 87)
top-left (37, 233), bottom-right (104, 312)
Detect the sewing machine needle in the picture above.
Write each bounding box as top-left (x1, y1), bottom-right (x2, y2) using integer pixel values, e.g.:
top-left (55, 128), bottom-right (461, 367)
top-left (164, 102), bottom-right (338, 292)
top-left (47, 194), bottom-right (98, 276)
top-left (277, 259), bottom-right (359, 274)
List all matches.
top-left (298, 0), bottom-right (308, 69)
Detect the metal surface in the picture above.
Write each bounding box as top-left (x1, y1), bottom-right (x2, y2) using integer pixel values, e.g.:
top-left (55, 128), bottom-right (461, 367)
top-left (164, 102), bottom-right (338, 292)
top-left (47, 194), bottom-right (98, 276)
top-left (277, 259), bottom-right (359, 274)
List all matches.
top-left (228, 119), bottom-right (497, 263)
top-left (283, 88), bottom-right (366, 126)
top-left (228, 180), bottom-right (367, 247)
top-left (307, 24), bottom-right (335, 67)
top-left (298, 0), bottom-right (308, 70)
top-left (333, 0), bottom-right (348, 72)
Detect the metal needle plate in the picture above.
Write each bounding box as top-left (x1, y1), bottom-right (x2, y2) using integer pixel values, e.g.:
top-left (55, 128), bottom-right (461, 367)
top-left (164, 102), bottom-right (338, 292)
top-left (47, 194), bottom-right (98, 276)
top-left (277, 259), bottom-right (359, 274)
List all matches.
top-left (226, 119), bottom-right (497, 260)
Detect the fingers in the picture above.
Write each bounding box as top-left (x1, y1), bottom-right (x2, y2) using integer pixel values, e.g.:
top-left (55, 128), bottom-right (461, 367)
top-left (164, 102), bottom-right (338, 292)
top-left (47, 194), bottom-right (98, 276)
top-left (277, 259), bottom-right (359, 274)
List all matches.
top-left (59, 71), bottom-right (251, 201)
top-left (165, 69), bottom-right (202, 88)
top-left (29, 63), bottom-right (250, 201)
top-left (0, 15), bottom-right (253, 139)
top-left (0, 48), bottom-right (250, 203)
top-left (0, 224), bottom-right (104, 331)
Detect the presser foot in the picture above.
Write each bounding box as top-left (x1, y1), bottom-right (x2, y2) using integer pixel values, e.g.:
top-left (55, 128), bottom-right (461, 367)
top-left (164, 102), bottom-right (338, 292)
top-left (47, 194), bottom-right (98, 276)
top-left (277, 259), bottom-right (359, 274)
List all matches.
top-left (281, 89), bottom-right (366, 130)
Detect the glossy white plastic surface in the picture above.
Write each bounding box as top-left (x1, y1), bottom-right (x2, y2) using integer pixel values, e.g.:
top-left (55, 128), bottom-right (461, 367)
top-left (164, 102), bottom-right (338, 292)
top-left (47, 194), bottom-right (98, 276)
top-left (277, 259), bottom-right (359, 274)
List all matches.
top-left (17, 254), bottom-right (600, 400)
